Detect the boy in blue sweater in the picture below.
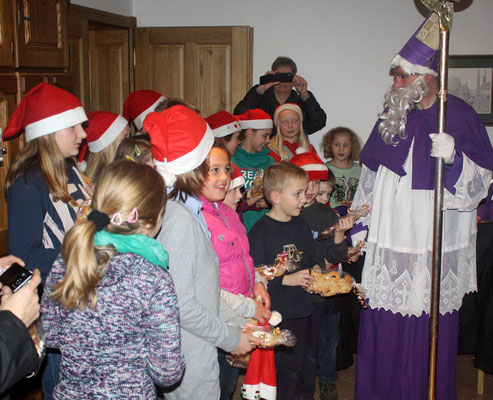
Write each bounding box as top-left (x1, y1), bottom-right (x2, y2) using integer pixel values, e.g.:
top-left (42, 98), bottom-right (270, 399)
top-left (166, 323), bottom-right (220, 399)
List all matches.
top-left (248, 162), bottom-right (317, 400)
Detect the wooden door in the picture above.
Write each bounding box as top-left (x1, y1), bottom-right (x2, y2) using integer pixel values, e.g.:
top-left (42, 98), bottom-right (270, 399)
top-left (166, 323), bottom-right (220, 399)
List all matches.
top-left (0, 74), bottom-right (22, 256)
top-left (13, 0), bottom-right (68, 68)
top-left (67, 8), bottom-right (89, 107)
top-left (88, 28), bottom-right (130, 113)
top-left (135, 26), bottom-right (253, 117)
top-left (68, 5), bottom-right (136, 114)
top-left (0, 1), bottom-right (15, 67)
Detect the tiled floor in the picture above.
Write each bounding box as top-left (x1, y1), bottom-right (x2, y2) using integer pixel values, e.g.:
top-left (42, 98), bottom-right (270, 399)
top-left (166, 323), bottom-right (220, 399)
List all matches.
top-left (233, 354), bottom-right (493, 399)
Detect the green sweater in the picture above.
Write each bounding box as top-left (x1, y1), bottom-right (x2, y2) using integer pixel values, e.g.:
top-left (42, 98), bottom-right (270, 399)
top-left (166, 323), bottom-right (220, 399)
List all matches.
top-left (326, 161), bottom-right (362, 209)
top-left (232, 146), bottom-right (275, 233)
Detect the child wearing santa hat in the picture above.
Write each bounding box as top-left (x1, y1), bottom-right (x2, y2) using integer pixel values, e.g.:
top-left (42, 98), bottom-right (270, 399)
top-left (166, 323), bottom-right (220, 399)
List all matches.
top-left (223, 162), bottom-right (246, 210)
top-left (143, 105), bottom-right (260, 400)
top-left (231, 109), bottom-right (274, 233)
top-left (3, 82), bottom-right (91, 399)
top-left (82, 111), bottom-right (130, 182)
top-left (206, 111), bottom-right (242, 156)
top-left (123, 90), bottom-right (165, 134)
top-left (291, 148), bottom-right (354, 400)
top-left (198, 143), bottom-right (271, 399)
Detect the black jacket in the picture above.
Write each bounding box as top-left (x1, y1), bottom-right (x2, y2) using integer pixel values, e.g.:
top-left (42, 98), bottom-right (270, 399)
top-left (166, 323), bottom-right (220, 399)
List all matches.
top-left (233, 85), bottom-right (327, 135)
top-left (0, 311), bottom-right (38, 396)
top-left (300, 202), bottom-right (349, 313)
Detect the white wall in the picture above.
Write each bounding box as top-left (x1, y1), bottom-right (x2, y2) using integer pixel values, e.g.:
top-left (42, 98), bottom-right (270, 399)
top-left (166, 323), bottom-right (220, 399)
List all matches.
top-left (70, 0), bottom-right (133, 16)
top-left (76, 0), bottom-right (493, 154)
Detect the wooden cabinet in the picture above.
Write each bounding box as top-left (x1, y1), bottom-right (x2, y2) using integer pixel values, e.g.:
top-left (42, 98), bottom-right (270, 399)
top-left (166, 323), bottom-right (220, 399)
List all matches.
top-left (0, 1), bottom-right (16, 67)
top-left (0, 1), bottom-right (69, 255)
top-left (0, 0), bottom-right (68, 69)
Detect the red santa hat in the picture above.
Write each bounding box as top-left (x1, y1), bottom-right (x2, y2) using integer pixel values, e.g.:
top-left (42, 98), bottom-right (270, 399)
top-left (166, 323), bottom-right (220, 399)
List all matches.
top-left (273, 103), bottom-right (303, 127)
top-left (123, 90), bottom-right (165, 131)
top-left (238, 109), bottom-right (273, 130)
top-left (3, 83), bottom-right (87, 142)
top-left (143, 105), bottom-right (214, 186)
top-left (241, 347), bottom-right (276, 400)
top-left (290, 147), bottom-right (328, 181)
top-left (230, 162), bottom-right (245, 190)
top-left (79, 111), bottom-right (128, 162)
top-left (205, 111), bottom-right (241, 138)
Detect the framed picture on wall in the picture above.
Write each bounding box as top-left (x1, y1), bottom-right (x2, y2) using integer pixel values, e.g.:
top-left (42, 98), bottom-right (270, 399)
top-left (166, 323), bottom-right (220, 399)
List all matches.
top-left (448, 55), bottom-right (493, 125)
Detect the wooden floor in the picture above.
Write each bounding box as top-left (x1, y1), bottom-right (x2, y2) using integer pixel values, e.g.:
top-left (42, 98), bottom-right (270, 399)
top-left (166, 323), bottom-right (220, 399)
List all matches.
top-left (9, 354), bottom-right (493, 399)
top-left (233, 354), bottom-right (493, 399)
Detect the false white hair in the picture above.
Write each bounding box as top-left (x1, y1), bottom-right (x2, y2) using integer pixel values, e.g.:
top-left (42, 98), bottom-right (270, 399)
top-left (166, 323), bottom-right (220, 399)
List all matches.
top-left (378, 75), bottom-right (429, 145)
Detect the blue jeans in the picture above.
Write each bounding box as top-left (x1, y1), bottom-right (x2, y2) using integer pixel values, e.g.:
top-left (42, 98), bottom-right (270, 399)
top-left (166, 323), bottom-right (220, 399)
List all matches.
top-left (41, 350), bottom-right (61, 400)
top-left (218, 349), bottom-right (240, 400)
top-left (318, 312), bottom-right (341, 384)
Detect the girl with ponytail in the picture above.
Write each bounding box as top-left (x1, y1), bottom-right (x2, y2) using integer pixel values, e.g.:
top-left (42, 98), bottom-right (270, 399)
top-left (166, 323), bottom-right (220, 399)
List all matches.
top-left (41, 160), bottom-right (184, 399)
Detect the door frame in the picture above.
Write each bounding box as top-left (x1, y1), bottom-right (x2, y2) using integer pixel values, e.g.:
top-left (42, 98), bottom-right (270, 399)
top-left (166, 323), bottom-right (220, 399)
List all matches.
top-left (68, 4), bottom-right (136, 110)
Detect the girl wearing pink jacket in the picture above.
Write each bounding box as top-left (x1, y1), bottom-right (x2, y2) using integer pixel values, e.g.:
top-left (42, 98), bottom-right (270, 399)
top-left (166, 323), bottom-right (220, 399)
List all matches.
top-left (199, 145), bottom-right (271, 400)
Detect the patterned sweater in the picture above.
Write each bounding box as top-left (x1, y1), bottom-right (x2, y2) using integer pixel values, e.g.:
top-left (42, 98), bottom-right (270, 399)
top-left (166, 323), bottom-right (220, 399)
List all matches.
top-left (41, 253), bottom-right (184, 399)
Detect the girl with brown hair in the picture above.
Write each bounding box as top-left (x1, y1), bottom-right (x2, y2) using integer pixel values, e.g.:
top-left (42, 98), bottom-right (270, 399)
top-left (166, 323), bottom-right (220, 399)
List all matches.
top-left (3, 82), bottom-right (91, 399)
top-left (81, 111), bottom-right (130, 182)
top-left (143, 105), bottom-right (260, 399)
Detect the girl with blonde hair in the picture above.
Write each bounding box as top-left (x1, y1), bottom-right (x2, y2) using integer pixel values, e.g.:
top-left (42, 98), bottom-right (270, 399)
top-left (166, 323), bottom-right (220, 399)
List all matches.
top-left (81, 111), bottom-right (130, 182)
top-left (268, 103), bottom-right (317, 162)
top-left (41, 160), bottom-right (184, 399)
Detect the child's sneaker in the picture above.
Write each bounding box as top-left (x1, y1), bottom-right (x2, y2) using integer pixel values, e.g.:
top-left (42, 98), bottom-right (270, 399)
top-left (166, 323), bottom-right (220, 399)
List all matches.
top-left (320, 382), bottom-right (338, 400)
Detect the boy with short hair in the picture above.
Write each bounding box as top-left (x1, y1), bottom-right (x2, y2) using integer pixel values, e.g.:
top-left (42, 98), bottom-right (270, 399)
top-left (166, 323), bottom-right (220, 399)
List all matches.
top-left (232, 109), bottom-right (275, 233)
top-left (316, 170), bottom-right (336, 206)
top-left (291, 150), bottom-right (353, 400)
top-left (248, 162), bottom-right (317, 400)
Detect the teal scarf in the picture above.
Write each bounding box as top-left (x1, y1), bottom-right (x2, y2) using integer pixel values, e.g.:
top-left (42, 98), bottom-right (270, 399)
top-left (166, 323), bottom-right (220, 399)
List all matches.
top-left (94, 231), bottom-right (168, 270)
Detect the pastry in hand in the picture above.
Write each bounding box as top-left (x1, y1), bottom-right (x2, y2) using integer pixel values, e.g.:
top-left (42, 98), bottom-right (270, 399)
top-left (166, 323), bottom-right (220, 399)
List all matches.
top-left (307, 270), bottom-right (352, 297)
top-left (244, 326), bottom-right (296, 348)
top-left (255, 264), bottom-right (286, 281)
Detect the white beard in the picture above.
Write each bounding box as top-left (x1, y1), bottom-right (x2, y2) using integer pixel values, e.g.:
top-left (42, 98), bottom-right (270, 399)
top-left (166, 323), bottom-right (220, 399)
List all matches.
top-left (378, 75), bottom-right (429, 145)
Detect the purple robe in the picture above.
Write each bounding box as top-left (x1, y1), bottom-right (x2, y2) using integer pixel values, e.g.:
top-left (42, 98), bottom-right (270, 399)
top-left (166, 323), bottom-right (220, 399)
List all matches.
top-left (360, 94), bottom-right (493, 194)
top-left (355, 94), bottom-right (493, 400)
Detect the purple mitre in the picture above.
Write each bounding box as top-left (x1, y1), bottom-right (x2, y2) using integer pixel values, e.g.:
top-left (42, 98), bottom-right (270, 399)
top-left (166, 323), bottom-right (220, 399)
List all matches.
top-left (391, 13), bottom-right (440, 76)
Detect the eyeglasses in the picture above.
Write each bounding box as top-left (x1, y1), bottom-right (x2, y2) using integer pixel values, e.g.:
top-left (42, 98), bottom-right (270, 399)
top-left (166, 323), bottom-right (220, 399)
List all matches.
top-left (390, 69), bottom-right (414, 81)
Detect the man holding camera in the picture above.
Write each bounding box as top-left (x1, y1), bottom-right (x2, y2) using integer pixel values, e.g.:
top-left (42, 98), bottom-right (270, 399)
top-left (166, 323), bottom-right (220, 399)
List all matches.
top-left (234, 56), bottom-right (327, 135)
